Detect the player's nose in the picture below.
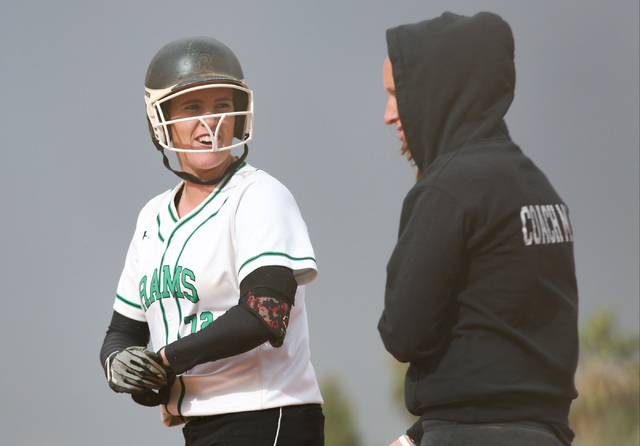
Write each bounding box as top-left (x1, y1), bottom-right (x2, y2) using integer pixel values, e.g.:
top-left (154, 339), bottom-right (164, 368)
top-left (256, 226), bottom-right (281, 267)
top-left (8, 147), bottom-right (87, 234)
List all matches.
top-left (384, 97), bottom-right (399, 125)
top-left (200, 114), bottom-right (219, 132)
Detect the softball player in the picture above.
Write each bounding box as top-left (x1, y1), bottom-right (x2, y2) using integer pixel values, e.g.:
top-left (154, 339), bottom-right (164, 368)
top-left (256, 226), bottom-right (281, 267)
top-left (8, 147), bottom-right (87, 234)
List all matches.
top-left (99, 36), bottom-right (325, 445)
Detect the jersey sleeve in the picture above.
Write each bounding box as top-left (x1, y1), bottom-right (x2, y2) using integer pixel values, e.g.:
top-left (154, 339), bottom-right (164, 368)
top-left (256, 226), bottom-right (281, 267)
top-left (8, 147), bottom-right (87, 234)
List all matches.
top-left (234, 174), bottom-right (317, 286)
top-left (113, 212), bottom-right (148, 322)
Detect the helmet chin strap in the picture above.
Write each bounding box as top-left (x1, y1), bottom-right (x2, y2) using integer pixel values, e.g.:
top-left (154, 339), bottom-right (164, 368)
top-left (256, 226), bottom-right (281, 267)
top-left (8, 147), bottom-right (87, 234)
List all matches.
top-left (153, 139), bottom-right (249, 186)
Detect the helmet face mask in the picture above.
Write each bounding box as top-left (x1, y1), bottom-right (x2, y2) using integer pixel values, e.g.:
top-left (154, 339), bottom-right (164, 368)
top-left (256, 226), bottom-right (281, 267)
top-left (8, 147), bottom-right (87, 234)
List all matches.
top-left (147, 83), bottom-right (253, 153)
top-left (144, 37), bottom-right (254, 154)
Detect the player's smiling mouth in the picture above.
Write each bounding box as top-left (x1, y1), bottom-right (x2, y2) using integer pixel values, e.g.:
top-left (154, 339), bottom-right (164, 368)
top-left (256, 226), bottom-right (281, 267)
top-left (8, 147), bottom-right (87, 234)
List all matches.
top-left (196, 135), bottom-right (213, 145)
top-left (193, 133), bottom-right (228, 150)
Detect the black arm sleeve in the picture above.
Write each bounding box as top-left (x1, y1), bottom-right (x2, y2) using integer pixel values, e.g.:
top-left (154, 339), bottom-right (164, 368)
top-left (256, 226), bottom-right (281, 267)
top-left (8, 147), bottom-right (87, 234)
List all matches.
top-left (99, 311), bottom-right (150, 371)
top-left (239, 265), bottom-right (297, 305)
top-left (163, 266), bottom-right (297, 375)
top-left (164, 305), bottom-right (271, 375)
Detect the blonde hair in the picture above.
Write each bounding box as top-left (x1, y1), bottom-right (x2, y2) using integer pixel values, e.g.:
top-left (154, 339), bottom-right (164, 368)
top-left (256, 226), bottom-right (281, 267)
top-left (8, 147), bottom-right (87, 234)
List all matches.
top-left (400, 142), bottom-right (422, 181)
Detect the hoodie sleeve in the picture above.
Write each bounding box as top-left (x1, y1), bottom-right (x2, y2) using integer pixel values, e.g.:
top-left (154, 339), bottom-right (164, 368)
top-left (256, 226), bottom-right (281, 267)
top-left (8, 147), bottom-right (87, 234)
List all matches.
top-left (378, 185), bottom-right (465, 364)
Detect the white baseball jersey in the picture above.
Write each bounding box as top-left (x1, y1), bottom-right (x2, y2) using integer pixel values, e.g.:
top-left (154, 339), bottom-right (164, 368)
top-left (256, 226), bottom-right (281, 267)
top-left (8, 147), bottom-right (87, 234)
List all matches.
top-left (113, 162), bottom-right (323, 425)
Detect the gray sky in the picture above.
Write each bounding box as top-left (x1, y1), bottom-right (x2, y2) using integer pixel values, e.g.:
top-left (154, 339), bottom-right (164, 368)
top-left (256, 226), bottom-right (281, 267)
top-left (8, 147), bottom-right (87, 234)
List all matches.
top-left (1, 1), bottom-right (638, 445)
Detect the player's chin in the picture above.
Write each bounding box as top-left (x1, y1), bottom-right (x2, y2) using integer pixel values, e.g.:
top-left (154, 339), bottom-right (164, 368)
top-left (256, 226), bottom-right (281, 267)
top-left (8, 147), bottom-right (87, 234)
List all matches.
top-left (194, 151), bottom-right (232, 170)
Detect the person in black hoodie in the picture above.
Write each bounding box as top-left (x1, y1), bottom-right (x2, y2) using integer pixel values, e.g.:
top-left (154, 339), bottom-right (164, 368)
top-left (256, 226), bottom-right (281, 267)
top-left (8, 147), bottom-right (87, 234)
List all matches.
top-left (378, 12), bottom-right (579, 446)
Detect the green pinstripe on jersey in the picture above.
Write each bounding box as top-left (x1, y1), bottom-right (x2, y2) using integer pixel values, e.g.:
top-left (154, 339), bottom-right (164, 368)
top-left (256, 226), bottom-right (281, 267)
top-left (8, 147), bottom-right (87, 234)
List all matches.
top-left (238, 251), bottom-right (316, 274)
top-left (116, 293), bottom-right (143, 310)
top-left (168, 201), bottom-right (179, 223)
top-left (164, 197), bottom-right (229, 343)
top-left (156, 213), bottom-right (164, 242)
top-left (153, 165), bottom-right (242, 345)
top-left (175, 375), bottom-right (187, 417)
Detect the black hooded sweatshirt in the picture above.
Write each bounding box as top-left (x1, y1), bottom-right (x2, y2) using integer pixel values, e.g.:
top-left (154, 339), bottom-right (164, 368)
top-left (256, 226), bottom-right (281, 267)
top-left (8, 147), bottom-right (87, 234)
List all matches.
top-left (378, 12), bottom-right (578, 444)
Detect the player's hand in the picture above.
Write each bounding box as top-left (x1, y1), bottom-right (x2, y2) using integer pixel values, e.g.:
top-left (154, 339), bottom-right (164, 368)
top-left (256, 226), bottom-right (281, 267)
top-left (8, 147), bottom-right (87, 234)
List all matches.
top-left (131, 381), bottom-right (173, 407)
top-left (105, 346), bottom-right (171, 394)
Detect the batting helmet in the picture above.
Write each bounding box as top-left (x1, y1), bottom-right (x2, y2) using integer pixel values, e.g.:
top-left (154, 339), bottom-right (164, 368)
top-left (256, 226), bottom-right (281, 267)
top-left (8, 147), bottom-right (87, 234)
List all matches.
top-left (144, 36), bottom-right (253, 153)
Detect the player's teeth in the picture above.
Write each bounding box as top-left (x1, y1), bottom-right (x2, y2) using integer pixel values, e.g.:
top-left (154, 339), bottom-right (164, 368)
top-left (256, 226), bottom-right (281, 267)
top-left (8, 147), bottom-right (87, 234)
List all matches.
top-left (198, 136), bottom-right (212, 143)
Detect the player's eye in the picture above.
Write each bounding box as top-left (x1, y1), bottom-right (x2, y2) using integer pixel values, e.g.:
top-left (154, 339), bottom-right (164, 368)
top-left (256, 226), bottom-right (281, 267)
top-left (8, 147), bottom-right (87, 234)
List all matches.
top-left (215, 101), bottom-right (233, 111)
top-left (173, 104), bottom-right (203, 118)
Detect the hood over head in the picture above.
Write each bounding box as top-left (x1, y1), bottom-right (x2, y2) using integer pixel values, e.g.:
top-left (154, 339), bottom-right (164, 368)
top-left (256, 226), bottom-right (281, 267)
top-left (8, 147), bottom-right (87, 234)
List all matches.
top-left (386, 12), bottom-right (515, 171)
